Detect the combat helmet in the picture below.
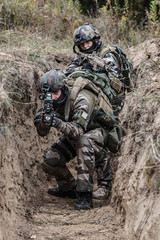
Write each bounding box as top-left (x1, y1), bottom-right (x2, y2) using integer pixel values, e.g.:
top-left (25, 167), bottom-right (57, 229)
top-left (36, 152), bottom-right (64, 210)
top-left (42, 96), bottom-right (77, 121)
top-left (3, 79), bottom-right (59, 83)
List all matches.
top-left (73, 22), bottom-right (101, 53)
top-left (40, 69), bottom-right (68, 106)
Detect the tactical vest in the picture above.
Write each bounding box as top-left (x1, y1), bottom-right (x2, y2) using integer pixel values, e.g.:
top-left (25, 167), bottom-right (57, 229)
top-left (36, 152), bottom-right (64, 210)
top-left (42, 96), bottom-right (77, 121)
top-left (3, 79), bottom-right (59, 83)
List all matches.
top-left (63, 73), bottom-right (123, 154)
top-left (65, 74), bottom-right (112, 117)
top-left (64, 73), bottom-right (122, 131)
top-left (99, 45), bottom-right (134, 92)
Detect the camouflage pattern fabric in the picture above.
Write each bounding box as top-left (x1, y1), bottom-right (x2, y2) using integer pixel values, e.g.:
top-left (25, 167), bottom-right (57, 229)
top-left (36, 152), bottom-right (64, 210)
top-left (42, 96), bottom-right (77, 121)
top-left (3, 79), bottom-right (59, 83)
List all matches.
top-left (63, 44), bottom-right (125, 191)
top-left (57, 91), bottom-right (96, 138)
top-left (64, 45), bottom-right (124, 115)
top-left (40, 69), bottom-right (66, 92)
top-left (42, 128), bottom-right (111, 193)
top-left (73, 22), bottom-right (100, 45)
top-left (102, 52), bottom-right (120, 79)
top-left (42, 137), bottom-right (77, 192)
top-left (76, 128), bottom-right (111, 192)
top-left (37, 89), bottom-right (112, 193)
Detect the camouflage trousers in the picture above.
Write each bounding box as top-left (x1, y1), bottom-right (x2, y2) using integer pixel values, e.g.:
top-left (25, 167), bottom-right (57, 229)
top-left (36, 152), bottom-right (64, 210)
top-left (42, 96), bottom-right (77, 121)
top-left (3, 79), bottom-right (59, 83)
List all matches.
top-left (42, 127), bottom-right (112, 193)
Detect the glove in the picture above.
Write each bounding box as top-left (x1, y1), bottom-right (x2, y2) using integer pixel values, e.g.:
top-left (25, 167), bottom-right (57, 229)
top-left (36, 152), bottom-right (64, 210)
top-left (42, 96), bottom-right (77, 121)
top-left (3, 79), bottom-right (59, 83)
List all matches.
top-left (34, 109), bottom-right (43, 127)
top-left (51, 116), bottom-right (62, 129)
top-left (41, 112), bottom-right (59, 127)
top-left (34, 109), bottom-right (53, 128)
top-left (82, 63), bottom-right (93, 71)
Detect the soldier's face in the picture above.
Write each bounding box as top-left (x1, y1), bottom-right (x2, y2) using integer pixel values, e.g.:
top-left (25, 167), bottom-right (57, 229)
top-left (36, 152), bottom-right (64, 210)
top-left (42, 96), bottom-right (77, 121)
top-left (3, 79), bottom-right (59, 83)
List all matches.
top-left (79, 40), bottom-right (93, 51)
top-left (52, 89), bottom-right (62, 100)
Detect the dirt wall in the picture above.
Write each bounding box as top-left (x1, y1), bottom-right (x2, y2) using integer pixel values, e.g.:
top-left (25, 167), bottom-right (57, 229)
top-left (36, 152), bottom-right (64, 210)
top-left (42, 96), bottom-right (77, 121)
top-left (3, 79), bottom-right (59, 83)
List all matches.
top-left (111, 38), bottom-right (160, 240)
top-left (0, 39), bottom-right (160, 240)
top-left (0, 52), bottom-right (72, 239)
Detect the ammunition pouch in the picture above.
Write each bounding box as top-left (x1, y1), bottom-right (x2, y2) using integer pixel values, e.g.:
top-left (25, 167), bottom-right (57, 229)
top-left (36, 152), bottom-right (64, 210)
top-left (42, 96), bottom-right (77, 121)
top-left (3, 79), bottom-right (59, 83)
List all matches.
top-left (106, 123), bottom-right (123, 153)
top-left (93, 108), bottom-right (119, 128)
top-left (91, 108), bottom-right (123, 154)
top-left (110, 78), bottom-right (123, 93)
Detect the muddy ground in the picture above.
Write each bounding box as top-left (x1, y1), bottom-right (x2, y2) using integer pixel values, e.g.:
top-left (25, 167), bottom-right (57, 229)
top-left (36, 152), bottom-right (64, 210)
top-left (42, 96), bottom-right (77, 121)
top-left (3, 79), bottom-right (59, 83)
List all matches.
top-left (0, 38), bottom-right (160, 240)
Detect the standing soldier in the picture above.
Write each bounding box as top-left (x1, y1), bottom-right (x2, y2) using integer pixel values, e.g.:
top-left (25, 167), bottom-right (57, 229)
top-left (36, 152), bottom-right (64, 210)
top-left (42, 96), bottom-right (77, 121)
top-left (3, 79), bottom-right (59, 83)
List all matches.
top-left (34, 69), bottom-right (123, 210)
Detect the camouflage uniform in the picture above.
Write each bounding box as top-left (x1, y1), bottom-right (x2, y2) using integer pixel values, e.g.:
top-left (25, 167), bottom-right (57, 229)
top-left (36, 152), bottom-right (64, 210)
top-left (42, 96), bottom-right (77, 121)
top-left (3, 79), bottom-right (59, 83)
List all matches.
top-left (64, 24), bottom-right (129, 118)
top-left (36, 89), bottom-right (113, 193)
top-left (63, 24), bottom-right (126, 196)
top-left (65, 44), bottom-right (124, 117)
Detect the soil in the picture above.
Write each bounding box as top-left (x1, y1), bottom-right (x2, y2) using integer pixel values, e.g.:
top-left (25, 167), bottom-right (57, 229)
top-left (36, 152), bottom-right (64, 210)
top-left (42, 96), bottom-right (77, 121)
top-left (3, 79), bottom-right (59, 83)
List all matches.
top-left (0, 38), bottom-right (160, 240)
top-left (21, 194), bottom-right (125, 240)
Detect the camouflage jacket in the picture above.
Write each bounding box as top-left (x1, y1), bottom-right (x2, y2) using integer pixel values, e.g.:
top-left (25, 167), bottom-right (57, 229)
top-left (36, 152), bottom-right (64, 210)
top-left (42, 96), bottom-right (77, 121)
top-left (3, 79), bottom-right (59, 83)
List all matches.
top-left (35, 89), bottom-right (96, 139)
top-left (64, 43), bottom-right (121, 82)
top-left (64, 44), bottom-right (125, 116)
top-left (35, 87), bottom-right (119, 140)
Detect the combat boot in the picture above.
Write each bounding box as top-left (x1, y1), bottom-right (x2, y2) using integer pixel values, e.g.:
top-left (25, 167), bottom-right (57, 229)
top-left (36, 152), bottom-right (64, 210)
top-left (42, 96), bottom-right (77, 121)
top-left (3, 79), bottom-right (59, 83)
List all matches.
top-left (75, 192), bottom-right (93, 210)
top-left (93, 186), bottom-right (111, 200)
top-left (48, 187), bottom-right (77, 199)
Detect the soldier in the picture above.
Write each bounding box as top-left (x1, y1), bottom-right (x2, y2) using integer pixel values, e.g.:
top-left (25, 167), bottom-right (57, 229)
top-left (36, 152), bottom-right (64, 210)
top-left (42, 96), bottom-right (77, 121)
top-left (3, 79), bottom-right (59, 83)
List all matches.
top-left (64, 22), bottom-right (133, 200)
top-left (65, 22), bottom-right (133, 116)
top-left (34, 69), bottom-right (123, 210)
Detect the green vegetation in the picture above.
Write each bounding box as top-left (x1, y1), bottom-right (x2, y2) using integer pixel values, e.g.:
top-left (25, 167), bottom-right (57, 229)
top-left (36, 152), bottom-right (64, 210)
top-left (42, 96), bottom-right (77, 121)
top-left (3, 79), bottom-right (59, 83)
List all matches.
top-left (0, 124), bottom-right (12, 137)
top-left (0, 0), bottom-right (159, 51)
top-left (0, 0), bottom-right (83, 38)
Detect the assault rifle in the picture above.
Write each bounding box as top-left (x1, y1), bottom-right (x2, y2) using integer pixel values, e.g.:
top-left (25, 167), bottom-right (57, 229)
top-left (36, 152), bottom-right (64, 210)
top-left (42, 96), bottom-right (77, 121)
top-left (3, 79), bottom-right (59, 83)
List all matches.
top-left (39, 92), bottom-right (55, 126)
top-left (77, 52), bottom-right (118, 77)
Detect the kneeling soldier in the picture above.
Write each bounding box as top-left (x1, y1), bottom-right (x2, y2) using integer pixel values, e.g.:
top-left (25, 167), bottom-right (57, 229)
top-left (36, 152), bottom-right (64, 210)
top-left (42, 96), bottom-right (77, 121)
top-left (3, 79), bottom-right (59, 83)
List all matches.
top-left (34, 69), bottom-right (123, 210)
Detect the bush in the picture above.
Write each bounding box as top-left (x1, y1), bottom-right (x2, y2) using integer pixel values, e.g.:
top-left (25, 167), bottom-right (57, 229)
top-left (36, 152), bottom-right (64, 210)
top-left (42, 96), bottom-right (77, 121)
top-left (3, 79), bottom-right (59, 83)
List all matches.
top-left (0, 0), bottom-right (84, 39)
top-left (0, 0), bottom-right (38, 28)
top-left (0, 0), bottom-right (159, 48)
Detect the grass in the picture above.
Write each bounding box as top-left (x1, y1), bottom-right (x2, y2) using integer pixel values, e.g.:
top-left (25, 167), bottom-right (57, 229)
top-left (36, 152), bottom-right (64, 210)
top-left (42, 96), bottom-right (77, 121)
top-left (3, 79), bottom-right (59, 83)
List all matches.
top-left (0, 0), bottom-right (159, 55)
top-left (0, 30), bottom-right (74, 57)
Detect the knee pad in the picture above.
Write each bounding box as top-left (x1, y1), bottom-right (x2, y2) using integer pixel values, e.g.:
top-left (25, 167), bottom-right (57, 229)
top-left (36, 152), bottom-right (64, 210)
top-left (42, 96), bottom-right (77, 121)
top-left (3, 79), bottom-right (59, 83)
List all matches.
top-left (43, 136), bottom-right (76, 167)
top-left (43, 147), bottom-right (66, 167)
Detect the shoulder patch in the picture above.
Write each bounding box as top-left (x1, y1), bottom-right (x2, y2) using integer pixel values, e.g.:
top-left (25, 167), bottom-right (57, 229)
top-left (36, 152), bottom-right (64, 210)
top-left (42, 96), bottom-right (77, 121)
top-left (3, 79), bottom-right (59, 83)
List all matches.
top-left (82, 111), bottom-right (88, 120)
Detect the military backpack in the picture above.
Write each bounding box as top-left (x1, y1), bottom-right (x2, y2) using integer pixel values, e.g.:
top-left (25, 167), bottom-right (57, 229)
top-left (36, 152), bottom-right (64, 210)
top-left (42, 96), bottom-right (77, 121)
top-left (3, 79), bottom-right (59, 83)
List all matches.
top-left (65, 73), bottom-right (123, 153)
top-left (99, 45), bottom-right (133, 92)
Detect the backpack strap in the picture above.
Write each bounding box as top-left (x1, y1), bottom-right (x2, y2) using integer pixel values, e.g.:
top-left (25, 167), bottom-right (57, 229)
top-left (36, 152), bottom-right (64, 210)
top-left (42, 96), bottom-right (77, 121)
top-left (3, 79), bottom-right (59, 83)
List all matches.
top-left (64, 76), bottom-right (87, 121)
top-left (69, 77), bottom-right (90, 110)
top-left (99, 46), bottom-right (122, 71)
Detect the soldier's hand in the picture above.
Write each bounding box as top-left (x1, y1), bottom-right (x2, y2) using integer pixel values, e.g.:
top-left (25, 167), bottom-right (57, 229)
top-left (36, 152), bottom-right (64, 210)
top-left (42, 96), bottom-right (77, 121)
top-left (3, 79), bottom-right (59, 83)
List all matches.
top-left (82, 63), bottom-right (93, 71)
top-left (51, 115), bottom-right (62, 129)
top-left (34, 109), bottom-right (44, 127)
top-left (42, 113), bottom-right (53, 127)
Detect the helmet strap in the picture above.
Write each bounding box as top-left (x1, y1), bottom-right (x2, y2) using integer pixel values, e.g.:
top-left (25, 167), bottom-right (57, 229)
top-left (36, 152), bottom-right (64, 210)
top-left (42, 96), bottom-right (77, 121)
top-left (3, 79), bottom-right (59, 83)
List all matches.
top-left (73, 44), bottom-right (79, 54)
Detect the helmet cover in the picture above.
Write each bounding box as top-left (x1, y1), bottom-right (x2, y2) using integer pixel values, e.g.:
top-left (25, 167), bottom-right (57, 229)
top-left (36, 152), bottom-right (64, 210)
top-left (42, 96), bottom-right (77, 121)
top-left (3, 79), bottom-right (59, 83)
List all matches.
top-left (73, 22), bottom-right (100, 45)
top-left (40, 69), bottom-right (66, 93)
